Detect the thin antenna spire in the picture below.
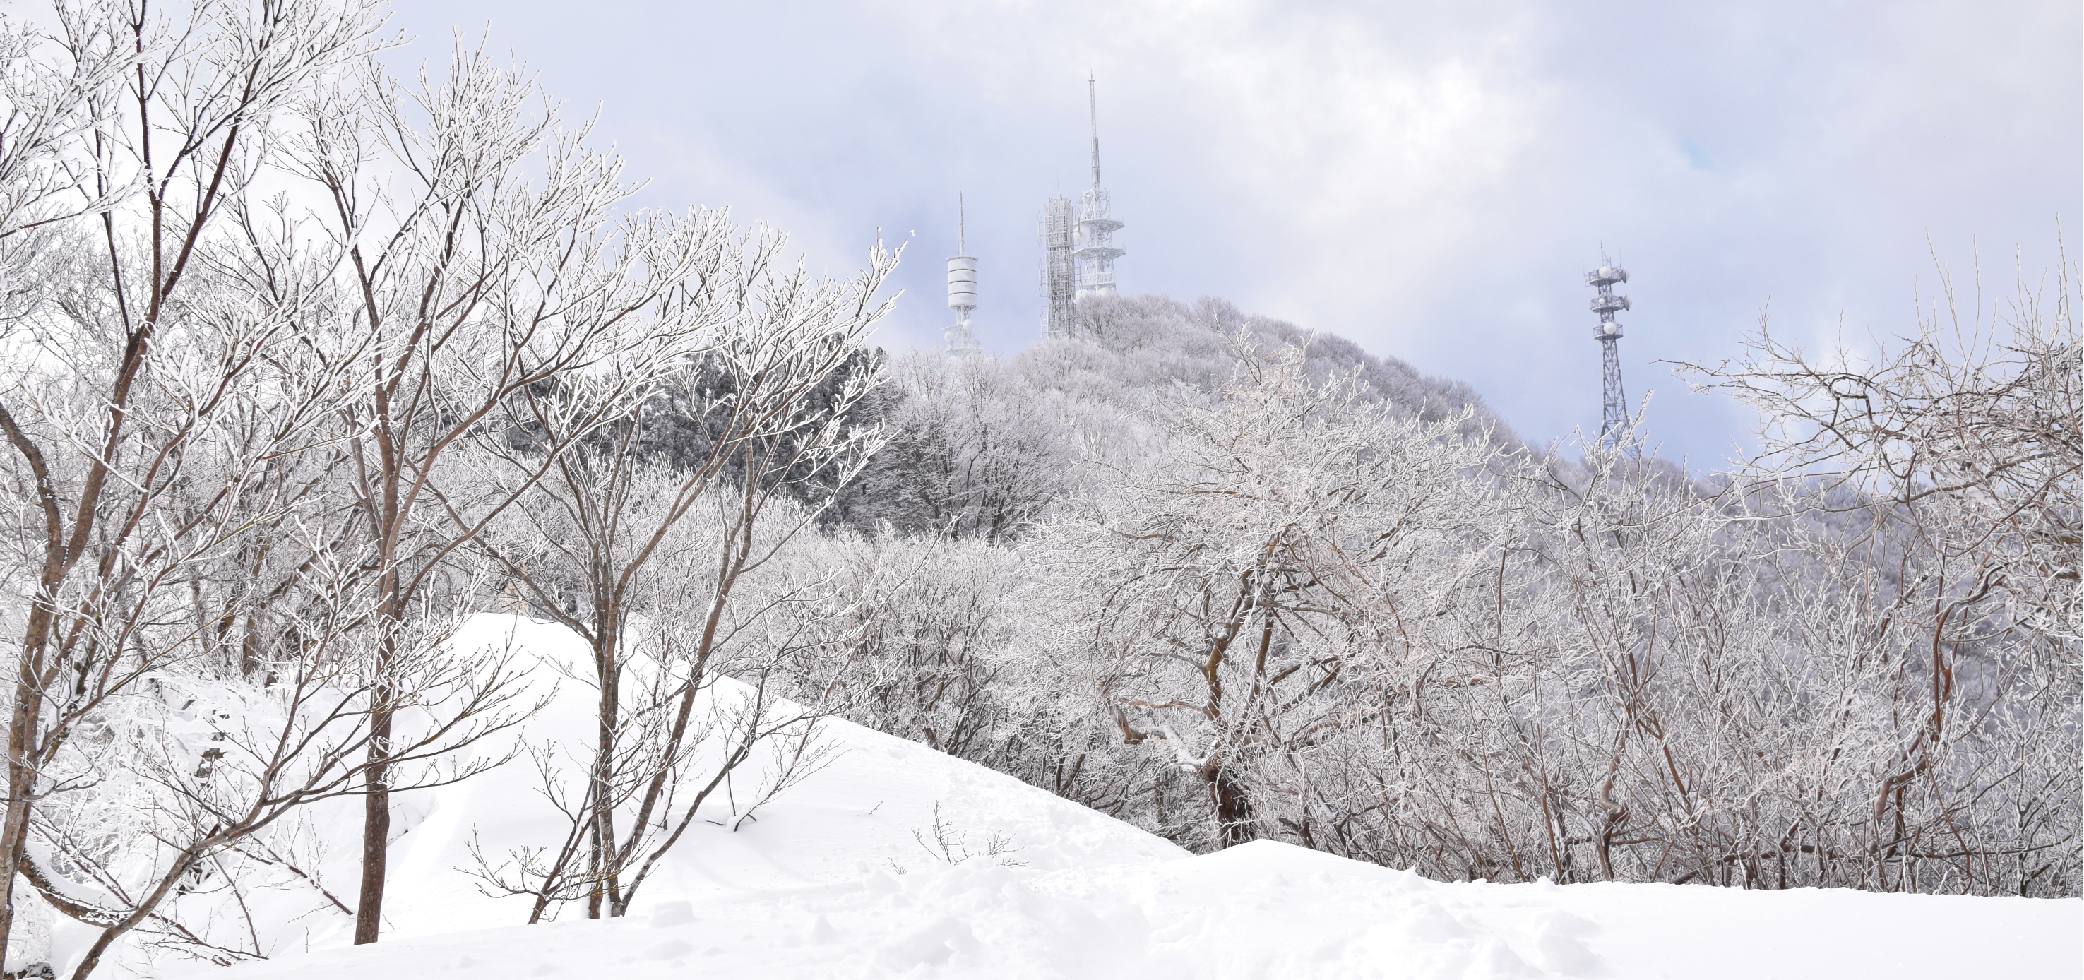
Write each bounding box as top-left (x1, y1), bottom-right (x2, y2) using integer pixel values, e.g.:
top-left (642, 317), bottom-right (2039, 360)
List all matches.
top-left (958, 192), bottom-right (966, 254)
top-left (1088, 71), bottom-right (1101, 189)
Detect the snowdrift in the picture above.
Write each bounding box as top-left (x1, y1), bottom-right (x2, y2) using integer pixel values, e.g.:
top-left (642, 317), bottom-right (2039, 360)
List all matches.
top-left (124, 617), bottom-right (2075, 979)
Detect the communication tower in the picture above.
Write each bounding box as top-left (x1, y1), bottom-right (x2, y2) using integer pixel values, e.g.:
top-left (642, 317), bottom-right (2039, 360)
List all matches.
top-left (1040, 195), bottom-right (1076, 338)
top-left (1586, 258), bottom-right (1632, 444)
top-left (1073, 72), bottom-right (1125, 299)
top-left (945, 193), bottom-right (981, 355)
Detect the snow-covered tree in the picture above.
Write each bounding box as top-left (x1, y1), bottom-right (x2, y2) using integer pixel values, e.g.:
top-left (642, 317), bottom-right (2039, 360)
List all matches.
top-left (463, 225), bottom-right (899, 921)
top-left (1042, 337), bottom-right (1514, 849)
top-left (0, 1), bottom-right (388, 970)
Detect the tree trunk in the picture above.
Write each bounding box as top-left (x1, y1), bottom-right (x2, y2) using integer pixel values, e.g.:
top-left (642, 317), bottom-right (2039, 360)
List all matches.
top-left (1210, 764), bottom-right (1254, 849)
top-left (0, 607), bottom-right (53, 963)
top-left (587, 625), bottom-right (619, 918)
top-left (354, 704), bottom-right (391, 945)
top-left (354, 592), bottom-right (402, 945)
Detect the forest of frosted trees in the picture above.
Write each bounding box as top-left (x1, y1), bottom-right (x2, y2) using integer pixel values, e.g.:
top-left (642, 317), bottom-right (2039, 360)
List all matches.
top-left (806, 292), bottom-right (2079, 897)
top-left (0, 3), bottom-right (2074, 975)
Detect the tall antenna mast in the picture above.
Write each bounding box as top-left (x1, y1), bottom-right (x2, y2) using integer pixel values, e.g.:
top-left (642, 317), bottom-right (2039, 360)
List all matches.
top-left (1088, 71), bottom-right (1101, 188)
top-left (1072, 71), bottom-right (1125, 301)
top-left (945, 192), bottom-right (980, 355)
top-left (1585, 256), bottom-right (1632, 446)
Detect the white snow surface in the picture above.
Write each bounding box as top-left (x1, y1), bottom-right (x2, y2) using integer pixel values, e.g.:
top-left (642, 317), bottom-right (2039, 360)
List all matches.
top-left (128, 616), bottom-right (2073, 980)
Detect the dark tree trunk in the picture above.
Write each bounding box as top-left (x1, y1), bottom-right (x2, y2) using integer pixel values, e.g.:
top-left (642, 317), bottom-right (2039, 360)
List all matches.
top-left (354, 705), bottom-right (392, 944)
top-left (1210, 764), bottom-right (1255, 849)
top-left (354, 592), bottom-right (402, 945)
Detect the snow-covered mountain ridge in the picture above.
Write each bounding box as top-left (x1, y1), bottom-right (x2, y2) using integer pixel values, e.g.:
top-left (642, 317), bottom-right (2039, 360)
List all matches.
top-left (155, 617), bottom-right (2076, 980)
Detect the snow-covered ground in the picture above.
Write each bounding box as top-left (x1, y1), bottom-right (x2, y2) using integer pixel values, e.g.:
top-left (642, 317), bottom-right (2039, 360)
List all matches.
top-left (146, 617), bottom-right (2075, 980)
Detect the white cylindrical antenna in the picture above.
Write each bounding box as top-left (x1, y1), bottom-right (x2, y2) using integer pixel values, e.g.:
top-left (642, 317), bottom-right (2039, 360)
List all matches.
top-left (947, 256), bottom-right (978, 312)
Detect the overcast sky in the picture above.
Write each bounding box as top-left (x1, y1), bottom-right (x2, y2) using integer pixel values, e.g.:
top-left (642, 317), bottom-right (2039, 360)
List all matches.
top-left (392, 1), bottom-right (2079, 467)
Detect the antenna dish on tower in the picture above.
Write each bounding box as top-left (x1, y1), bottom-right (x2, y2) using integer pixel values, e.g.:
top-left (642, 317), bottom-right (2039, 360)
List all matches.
top-left (1585, 255), bottom-right (1633, 445)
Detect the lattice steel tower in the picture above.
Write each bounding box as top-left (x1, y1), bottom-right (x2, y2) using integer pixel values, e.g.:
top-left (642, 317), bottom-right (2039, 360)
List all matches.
top-left (1039, 196), bottom-right (1076, 338)
top-left (945, 193), bottom-right (982, 355)
top-left (1073, 72), bottom-right (1125, 299)
top-left (1586, 258), bottom-right (1632, 443)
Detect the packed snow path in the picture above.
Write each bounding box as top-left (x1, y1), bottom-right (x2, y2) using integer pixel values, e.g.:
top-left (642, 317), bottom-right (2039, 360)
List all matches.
top-left (159, 618), bottom-right (2074, 980)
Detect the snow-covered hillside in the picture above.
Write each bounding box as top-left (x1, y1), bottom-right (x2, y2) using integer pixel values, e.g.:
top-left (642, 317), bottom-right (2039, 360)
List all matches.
top-left (143, 618), bottom-right (2073, 980)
